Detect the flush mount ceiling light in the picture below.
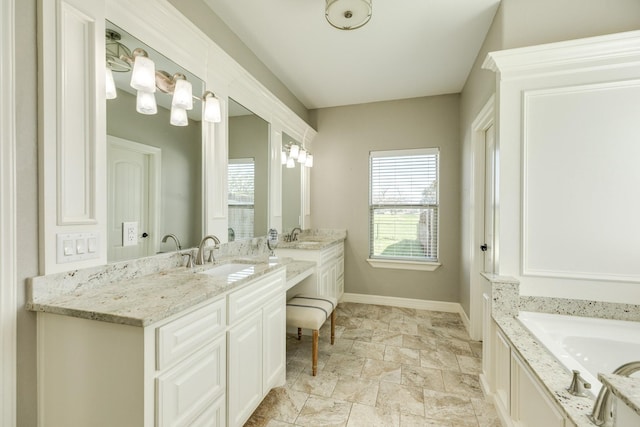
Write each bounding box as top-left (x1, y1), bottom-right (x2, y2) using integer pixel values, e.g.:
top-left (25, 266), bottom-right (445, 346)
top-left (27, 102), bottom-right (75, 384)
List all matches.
top-left (325, 0), bottom-right (372, 30)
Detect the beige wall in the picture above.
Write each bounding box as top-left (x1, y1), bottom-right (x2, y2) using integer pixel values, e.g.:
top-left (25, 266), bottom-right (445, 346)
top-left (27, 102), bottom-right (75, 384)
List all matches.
top-left (309, 95), bottom-right (461, 302)
top-left (168, 0), bottom-right (310, 124)
top-left (458, 0), bottom-right (640, 315)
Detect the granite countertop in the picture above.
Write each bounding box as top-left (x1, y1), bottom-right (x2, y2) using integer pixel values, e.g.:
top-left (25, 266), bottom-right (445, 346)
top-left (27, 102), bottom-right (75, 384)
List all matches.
top-left (28, 257), bottom-right (311, 328)
top-left (599, 374), bottom-right (640, 416)
top-left (276, 230), bottom-right (346, 250)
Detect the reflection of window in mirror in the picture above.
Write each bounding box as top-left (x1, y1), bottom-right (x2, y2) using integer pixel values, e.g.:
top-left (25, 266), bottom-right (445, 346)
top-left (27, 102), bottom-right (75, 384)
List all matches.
top-left (228, 158), bottom-right (255, 240)
top-left (228, 98), bottom-right (269, 240)
top-left (282, 133), bottom-right (302, 232)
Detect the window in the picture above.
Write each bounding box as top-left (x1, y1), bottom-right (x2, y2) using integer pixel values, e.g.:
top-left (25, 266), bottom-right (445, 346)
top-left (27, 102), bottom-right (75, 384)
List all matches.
top-left (228, 158), bottom-right (255, 240)
top-left (369, 148), bottom-right (439, 268)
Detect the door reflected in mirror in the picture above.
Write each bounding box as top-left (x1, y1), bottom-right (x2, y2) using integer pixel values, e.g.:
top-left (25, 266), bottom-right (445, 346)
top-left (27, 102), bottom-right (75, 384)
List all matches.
top-left (228, 98), bottom-right (270, 241)
top-left (106, 21), bottom-right (204, 262)
top-left (282, 132), bottom-right (302, 232)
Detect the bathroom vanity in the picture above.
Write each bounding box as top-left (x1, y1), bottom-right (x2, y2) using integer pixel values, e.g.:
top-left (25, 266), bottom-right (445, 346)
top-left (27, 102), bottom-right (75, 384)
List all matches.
top-left (29, 256), bottom-right (314, 427)
top-left (275, 231), bottom-right (345, 300)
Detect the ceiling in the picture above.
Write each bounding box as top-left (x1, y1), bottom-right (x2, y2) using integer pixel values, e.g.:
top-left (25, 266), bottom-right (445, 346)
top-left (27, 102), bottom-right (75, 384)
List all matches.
top-left (203, 0), bottom-right (500, 109)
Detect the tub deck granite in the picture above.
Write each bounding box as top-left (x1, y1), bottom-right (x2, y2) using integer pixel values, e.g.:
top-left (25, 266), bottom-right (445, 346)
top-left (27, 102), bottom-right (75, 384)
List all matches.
top-left (27, 257), bottom-right (316, 327)
top-left (486, 276), bottom-right (640, 426)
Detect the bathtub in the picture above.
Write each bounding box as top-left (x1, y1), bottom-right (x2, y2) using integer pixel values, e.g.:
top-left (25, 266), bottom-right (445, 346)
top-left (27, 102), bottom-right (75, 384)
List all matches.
top-left (517, 311), bottom-right (640, 396)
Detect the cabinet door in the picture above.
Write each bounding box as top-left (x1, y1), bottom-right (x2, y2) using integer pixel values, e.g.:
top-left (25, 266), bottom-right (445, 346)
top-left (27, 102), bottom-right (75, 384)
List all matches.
top-left (263, 295), bottom-right (286, 393)
top-left (494, 328), bottom-right (511, 416)
top-left (227, 311), bottom-right (263, 427)
top-left (318, 265), bottom-right (331, 296)
top-left (510, 352), bottom-right (564, 427)
top-left (189, 395), bottom-right (225, 427)
top-left (156, 337), bottom-right (226, 427)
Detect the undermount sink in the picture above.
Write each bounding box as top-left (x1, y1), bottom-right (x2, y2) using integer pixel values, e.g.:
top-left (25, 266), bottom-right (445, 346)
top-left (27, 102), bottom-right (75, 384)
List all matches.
top-left (199, 263), bottom-right (256, 279)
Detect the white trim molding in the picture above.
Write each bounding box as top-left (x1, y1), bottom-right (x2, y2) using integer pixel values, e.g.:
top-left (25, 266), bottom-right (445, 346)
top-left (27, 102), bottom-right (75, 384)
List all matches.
top-left (366, 259), bottom-right (441, 272)
top-left (0, 0), bottom-right (17, 423)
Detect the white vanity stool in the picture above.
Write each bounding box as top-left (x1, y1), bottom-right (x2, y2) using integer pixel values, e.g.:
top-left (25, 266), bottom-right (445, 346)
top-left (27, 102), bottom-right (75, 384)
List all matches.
top-left (286, 295), bottom-right (337, 376)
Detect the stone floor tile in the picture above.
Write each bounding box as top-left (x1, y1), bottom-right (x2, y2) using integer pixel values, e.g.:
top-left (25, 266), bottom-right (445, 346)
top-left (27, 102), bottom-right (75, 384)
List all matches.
top-left (401, 365), bottom-right (445, 391)
top-left (292, 370), bottom-right (340, 397)
top-left (400, 413), bottom-right (452, 427)
top-left (331, 374), bottom-right (379, 406)
top-left (348, 340), bottom-right (386, 361)
top-left (457, 354), bottom-right (482, 375)
top-left (388, 319), bottom-right (419, 335)
top-left (442, 370), bottom-right (483, 398)
top-left (420, 348), bottom-right (460, 372)
top-left (340, 328), bottom-right (374, 342)
top-left (360, 318), bottom-right (390, 331)
top-left (376, 381), bottom-right (425, 416)
top-left (323, 353), bottom-right (366, 376)
top-left (361, 358), bottom-right (402, 384)
top-left (370, 329), bottom-right (403, 346)
top-left (402, 333), bottom-right (437, 351)
top-left (294, 396), bottom-right (352, 427)
top-left (346, 403), bottom-right (400, 427)
top-left (471, 398), bottom-right (501, 427)
top-left (384, 345), bottom-right (420, 366)
top-left (251, 387), bottom-right (309, 424)
top-left (336, 315), bottom-right (363, 329)
top-left (469, 341), bottom-right (483, 358)
top-left (436, 337), bottom-right (474, 356)
top-left (423, 389), bottom-right (477, 426)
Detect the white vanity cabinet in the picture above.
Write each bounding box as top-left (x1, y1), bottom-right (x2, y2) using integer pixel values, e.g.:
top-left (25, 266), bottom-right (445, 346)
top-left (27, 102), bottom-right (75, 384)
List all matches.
top-left (613, 395), bottom-right (640, 427)
top-left (276, 241), bottom-right (344, 300)
top-left (486, 323), bottom-right (577, 427)
top-left (37, 297), bottom-right (227, 427)
top-left (227, 269), bottom-right (286, 427)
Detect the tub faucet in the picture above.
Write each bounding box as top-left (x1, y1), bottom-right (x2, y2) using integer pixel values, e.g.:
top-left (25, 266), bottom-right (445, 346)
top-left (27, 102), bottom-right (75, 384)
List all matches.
top-left (589, 360), bottom-right (640, 426)
top-left (161, 233), bottom-right (182, 251)
top-left (195, 235), bottom-right (220, 265)
top-left (567, 370), bottom-right (591, 397)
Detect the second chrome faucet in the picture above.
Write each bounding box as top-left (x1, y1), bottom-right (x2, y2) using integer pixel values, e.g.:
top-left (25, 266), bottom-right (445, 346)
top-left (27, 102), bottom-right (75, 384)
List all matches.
top-left (196, 235), bottom-right (220, 265)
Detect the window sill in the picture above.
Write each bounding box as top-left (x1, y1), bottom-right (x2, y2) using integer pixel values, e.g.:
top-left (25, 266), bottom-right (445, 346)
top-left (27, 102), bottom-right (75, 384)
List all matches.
top-left (366, 259), bottom-right (441, 272)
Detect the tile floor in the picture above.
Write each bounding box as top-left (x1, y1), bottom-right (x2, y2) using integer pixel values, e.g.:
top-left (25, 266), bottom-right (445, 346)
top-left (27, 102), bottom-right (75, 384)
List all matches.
top-left (245, 302), bottom-right (501, 427)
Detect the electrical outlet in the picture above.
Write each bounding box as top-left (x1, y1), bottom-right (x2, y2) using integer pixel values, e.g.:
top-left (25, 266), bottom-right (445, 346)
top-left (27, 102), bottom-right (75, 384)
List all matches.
top-left (122, 222), bottom-right (138, 247)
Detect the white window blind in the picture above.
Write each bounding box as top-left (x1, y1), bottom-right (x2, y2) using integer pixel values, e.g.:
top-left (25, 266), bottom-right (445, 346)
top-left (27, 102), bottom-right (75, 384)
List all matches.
top-left (228, 158), bottom-right (255, 240)
top-left (369, 148), bottom-right (439, 262)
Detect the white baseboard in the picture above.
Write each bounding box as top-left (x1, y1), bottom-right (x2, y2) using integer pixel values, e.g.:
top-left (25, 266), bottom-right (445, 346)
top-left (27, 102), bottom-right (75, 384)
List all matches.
top-left (341, 292), bottom-right (465, 316)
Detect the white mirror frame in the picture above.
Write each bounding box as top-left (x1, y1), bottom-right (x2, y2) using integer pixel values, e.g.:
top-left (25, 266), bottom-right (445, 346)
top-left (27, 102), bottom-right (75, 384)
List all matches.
top-left (39, 0), bottom-right (316, 274)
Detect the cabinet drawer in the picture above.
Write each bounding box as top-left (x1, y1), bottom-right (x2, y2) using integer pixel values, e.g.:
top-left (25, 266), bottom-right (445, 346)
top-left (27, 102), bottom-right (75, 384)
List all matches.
top-left (157, 298), bottom-right (225, 370)
top-left (156, 337), bottom-right (226, 427)
top-left (228, 270), bottom-right (284, 324)
top-left (320, 245), bottom-right (338, 265)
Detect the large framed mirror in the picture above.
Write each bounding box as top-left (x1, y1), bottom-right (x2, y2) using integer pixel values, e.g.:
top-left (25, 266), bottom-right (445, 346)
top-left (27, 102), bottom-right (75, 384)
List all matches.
top-left (282, 132), bottom-right (302, 232)
top-left (105, 21), bottom-right (204, 262)
top-left (227, 98), bottom-right (270, 241)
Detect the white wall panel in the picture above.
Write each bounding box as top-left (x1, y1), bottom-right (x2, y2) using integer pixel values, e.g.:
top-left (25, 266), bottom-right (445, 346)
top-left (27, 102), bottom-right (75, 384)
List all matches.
top-left (522, 81), bottom-right (640, 282)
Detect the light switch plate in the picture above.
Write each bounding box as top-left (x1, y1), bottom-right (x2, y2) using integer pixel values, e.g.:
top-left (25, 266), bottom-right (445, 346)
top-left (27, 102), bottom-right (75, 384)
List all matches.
top-left (122, 222), bottom-right (138, 247)
top-left (56, 232), bottom-right (100, 264)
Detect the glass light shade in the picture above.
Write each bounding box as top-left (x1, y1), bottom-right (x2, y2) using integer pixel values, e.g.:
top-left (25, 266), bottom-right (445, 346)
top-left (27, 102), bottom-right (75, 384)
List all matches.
top-left (281, 151), bottom-right (288, 165)
top-left (286, 157), bottom-right (295, 168)
top-left (203, 95), bottom-right (221, 123)
top-left (170, 107), bottom-right (188, 126)
top-left (305, 154), bottom-right (314, 168)
top-left (105, 67), bottom-right (117, 100)
top-left (297, 149), bottom-right (307, 164)
top-left (325, 0), bottom-right (372, 30)
top-left (130, 55), bottom-right (156, 92)
top-left (289, 144), bottom-right (300, 159)
top-left (136, 90), bottom-right (157, 115)
top-left (172, 78), bottom-right (193, 110)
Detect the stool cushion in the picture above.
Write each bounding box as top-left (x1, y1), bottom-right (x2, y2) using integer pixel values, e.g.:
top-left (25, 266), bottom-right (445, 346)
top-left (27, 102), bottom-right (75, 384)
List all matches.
top-left (286, 295), bottom-right (337, 330)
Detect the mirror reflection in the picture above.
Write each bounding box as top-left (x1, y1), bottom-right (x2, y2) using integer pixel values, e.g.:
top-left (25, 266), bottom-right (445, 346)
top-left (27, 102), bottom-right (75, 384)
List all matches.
top-left (282, 132), bottom-right (302, 232)
top-left (227, 99), bottom-right (269, 241)
top-left (105, 21), bottom-right (204, 262)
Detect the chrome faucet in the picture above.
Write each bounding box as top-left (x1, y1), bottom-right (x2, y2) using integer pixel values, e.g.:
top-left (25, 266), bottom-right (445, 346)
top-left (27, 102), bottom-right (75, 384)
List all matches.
top-left (161, 233), bottom-right (182, 251)
top-left (195, 235), bottom-right (220, 265)
top-left (589, 361), bottom-right (640, 426)
top-left (290, 227), bottom-right (302, 241)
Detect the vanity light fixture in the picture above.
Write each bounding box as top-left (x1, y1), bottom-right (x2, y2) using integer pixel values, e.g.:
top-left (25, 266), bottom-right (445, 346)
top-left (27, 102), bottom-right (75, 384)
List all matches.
top-left (325, 0), bottom-right (372, 30)
top-left (105, 29), bottom-right (222, 126)
top-left (203, 91), bottom-right (222, 123)
top-left (282, 143), bottom-right (314, 168)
